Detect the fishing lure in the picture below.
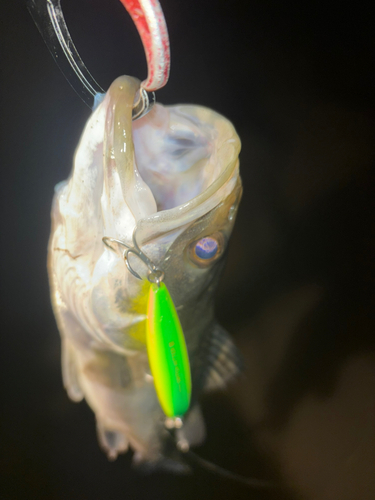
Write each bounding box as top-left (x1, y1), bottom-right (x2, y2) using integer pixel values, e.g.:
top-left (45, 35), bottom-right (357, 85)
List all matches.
top-left (29, 0), bottom-right (247, 469)
top-left (102, 231), bottom-right (192, 421)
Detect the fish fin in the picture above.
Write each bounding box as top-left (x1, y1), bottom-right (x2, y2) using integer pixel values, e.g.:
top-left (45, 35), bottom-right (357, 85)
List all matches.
top-left (96, 422), bottom-right (129, 461)
top-left (61, 338), bottom-right (84, 402)
top-left (201, 323), bottom-right (242, 391)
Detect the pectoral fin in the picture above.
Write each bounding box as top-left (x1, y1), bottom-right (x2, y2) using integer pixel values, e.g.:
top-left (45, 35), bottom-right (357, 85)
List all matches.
top-left (61, 338), bottom-right (84, 402)
top-left (53, 308), bottom-right (86, 402)
top-left (199, 323), bottom-right (243, 391)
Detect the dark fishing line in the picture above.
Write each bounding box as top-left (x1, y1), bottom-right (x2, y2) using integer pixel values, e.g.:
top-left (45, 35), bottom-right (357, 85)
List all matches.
top-left (166, 427), bottom-right (281, 491)
top-left (184, 449), bottom-right (280, 490)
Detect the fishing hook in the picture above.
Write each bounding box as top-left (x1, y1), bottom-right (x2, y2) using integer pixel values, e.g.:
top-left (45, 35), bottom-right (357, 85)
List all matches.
top-left (102, 230), bottom-right (164, 285)
top-left (27, 0), bottom-right (170, 116)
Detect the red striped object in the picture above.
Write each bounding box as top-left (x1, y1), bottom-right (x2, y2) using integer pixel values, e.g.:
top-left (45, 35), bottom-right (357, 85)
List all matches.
top-left (119, 0), bottom-right (170, 91)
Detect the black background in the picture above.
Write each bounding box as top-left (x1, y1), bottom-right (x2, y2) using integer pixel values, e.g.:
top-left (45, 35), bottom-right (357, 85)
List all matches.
top-left (1, 1), bottom-right (375, 499)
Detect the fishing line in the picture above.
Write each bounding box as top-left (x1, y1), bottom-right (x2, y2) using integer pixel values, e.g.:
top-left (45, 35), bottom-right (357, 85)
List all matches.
top-left (185, 450), bottom-right (280, 490)
top-left (165, 427), bottom-right (281, 491)
top-left (27, 0), bottom-right (166, 114)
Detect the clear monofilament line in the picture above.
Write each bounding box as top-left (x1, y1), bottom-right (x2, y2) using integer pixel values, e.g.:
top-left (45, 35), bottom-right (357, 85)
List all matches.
top-left (27, 0), bottom-right (169, 111)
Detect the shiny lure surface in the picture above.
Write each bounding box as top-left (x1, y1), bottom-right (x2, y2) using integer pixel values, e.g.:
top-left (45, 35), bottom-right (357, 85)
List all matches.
top-left (48, 75), bottom-right (242, 464)
top-left (146, 281), bottom-right (192, 419)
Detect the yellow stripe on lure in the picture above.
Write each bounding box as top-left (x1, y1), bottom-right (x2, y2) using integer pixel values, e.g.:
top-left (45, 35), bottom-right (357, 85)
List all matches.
top-left (146, 282), bottom-right (192, 418)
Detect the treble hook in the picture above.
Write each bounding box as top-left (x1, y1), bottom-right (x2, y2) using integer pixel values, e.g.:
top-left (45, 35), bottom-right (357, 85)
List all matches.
top-left (27, 0), bottom-right (170, 116)
top-left (102, 230), bottom-right (164, 286)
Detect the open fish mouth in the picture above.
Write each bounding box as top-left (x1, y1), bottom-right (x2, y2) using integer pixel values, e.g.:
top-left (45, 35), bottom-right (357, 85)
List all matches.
top-left (74, 75), bottom-right (241, 249)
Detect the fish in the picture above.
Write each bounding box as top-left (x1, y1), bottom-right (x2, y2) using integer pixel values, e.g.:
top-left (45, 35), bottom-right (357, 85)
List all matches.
top-left (48, 75), bottom-right (242, 466)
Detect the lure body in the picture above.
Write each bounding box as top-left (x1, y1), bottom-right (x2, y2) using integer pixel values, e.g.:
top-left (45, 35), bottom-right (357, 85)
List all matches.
top-left (146, 282), bottom-right (191, 418)
top-left (48, 75), bottom-right (242, 464)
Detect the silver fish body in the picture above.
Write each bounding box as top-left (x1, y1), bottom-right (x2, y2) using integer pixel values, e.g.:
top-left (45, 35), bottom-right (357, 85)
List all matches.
top-left (48, 76), bottom-right (242, 464)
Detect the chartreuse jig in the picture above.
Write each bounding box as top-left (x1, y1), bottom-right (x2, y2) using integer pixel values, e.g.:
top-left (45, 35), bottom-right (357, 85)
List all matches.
top-left (147, 282), bottom-right (191, 418)
top-left (103, 233), bottom-right (192, 421)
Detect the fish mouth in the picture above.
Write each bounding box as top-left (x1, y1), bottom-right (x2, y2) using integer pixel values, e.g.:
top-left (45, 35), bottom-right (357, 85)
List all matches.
top-left (103, 76), bottom-right (241, 246)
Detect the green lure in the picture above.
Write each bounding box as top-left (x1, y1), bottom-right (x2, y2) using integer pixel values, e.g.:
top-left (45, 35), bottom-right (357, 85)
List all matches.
top-left (146, 282), bottom-right (192, 418)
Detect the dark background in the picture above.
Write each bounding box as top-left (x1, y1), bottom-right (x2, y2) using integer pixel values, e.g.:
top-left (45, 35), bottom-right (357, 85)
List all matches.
top-left (1, 1), bottom-right (374, 499)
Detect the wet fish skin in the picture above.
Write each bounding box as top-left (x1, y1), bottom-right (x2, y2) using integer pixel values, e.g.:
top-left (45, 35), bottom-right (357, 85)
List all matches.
top-left (48, 75), bottom-right (242, 464)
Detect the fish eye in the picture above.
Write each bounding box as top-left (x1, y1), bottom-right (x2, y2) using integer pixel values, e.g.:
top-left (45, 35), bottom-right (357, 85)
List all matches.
top-left (188, 234), bottom-right (224, 267)
top-left (195, 237), bottom-right (218, 259)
